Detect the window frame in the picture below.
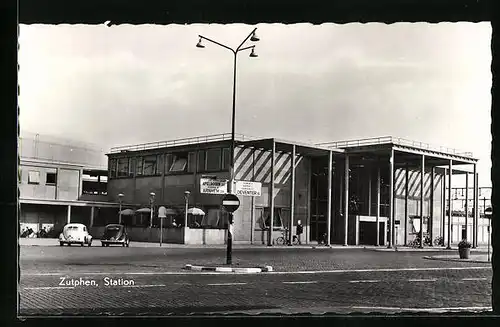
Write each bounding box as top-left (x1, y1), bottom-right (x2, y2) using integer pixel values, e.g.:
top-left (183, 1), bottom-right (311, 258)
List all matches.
top-left (168, 153), bottom-right (188, 173)
top-left (222, 148), bottom-right (231, 170)
top-left (205, 148), bottom-right (222, 172)
top-left (109, 159), bottom-right (117, 179)
top-left (143, 155), bottom-right (159, 176)
top-left (135, 157), bottom-right (144, 176)
top-left (28, 170), bottom-right (40, 185)
top-left (117, 157), bottom-right (130, 178)
top-left (46, 172), bottom-right (57, 185)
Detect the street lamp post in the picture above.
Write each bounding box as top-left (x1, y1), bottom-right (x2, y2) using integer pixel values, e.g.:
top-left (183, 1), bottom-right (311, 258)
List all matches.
top-left (149, 192), bottom-right (155, 228)
top-left (196, 28), bottom-right (260, 194)
top-left (184, 191), bottom-right (191, 228)
top-left (118, 193), bottom-right (124, 225)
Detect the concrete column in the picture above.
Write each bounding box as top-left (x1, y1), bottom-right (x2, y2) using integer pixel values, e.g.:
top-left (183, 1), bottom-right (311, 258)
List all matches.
top-left (419, 155), bottom-right (425, 248)
top-left (344, 155), bottom-right (349, 246)
top-left (306, 159), bottom-right (312, 245)
top-left (404, 164), bottom-right (409, 245)
top-left (368, 165), bottom-right (372, 216)
top-left (376, 164), bottom-right (381, 246)
top-left (290, 145), bottom-right (296, 245)
top-left (473, 167), bottom-right (478, 248)
top-left (447, 160), bottom-right (453, 249)
top-left (465, 172), bottom-right (469, 241)
top-left (388, 149), bottom-right (394, 248)
top-left (90, 206), bottom-right (95, 227)
top-left (67, 205), bottom-right (71, 224)
top-left (442, 168), bottom-right (446, 240)
top-left (250, 150), bottom-right (256, 244)
top-left (327, 150), bottom-right (333, 246)
top-left (268, 141), bottom-right (275, 246)
top-left (78, 169), bottom-right (83, 198)
top-left (430, 166), bottom-right (435, 245)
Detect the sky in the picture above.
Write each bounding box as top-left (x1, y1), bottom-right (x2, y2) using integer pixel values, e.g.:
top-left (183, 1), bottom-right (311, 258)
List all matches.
top-left (18, 22), bottom-right (492, 186)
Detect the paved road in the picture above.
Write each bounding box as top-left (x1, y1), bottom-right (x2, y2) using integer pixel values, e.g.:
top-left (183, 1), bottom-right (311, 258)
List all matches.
top-left (19, 245), bottom-right (493, 315)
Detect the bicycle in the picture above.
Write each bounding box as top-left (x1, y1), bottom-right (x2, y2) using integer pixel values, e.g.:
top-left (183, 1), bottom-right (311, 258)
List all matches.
top-left (275, 228), bottom-right (299, 245)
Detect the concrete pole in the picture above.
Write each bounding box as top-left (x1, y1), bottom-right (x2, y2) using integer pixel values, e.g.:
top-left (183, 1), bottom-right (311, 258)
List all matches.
top-left (250, 150), bottom-right (256, 245)
top-left (67, 205), bottom-right (71, 224)
top-left (344, 155), bottom-right (349, 246)
top-left (388, 149), bottom-right (394, 248)
top-left (327, 151), bottom-right (333, 246)
top-left (419, 155), bottom-right (425, 248)
top-left (442, 168), bottom-right (446, 241)
top-left (430, 166), bottom-right (435, 245)
top-left (404, 164), bottom-right (409, 246)
top-left (290, 145), bottom-right (296, 245)
top-left (376, 164), bottom-right (381, 246)
top-left (473, 167), bottom-right (478, 248)
top-left (465, 172), bottom-right (469, 241)
top-left (90, 206), bottom-right (94, 227)
top-left (368, 165), bottom-right (372, 216)
top-left (268, 140), bottom-right (275, 246)
top-left (447, 160), bottom-right (453, 249)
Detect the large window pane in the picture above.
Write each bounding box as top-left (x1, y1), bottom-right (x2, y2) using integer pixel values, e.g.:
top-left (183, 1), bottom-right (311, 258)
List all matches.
top-left (143, 155), bottom-right (158, 175)
top-left (169, 153), bottom-right (188, 172)
top-left (136, 157), bottom-right (144, 176)
top-left (128, 157), bottom-right (135, 177)
top-left (117, 158), bottom-right (129, 177)
top-left (222, 148), bottom-right (230, 170)
top-left (109, 159), bottom-right (117, 178)
top-left (206, 148), bottom-right (222, 171)
top-left (198, 151), bottom-right (206, 172)
top-left (188, 152), bottom-right (196, 173)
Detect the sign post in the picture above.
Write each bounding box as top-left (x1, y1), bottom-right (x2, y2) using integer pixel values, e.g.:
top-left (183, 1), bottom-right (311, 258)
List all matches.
top-left (222, 194), bottom-right (240, 265)
top-left (158, 206), bottom-right (167, 247)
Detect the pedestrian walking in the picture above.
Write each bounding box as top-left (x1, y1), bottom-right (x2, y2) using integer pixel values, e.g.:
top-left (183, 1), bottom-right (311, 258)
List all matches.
top-left (296, 220), bottom-right (303, 245)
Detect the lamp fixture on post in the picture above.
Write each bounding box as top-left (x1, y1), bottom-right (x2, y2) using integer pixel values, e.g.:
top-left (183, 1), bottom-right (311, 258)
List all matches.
top-left (149, 192), bottom-right (155, 228)
top-left (118, 193), bottom-right (124, 225)
top-left (196, 27), bottom-right (260, 195)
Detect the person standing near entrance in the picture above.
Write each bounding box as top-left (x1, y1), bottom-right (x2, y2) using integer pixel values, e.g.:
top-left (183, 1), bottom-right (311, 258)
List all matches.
top-left (296, 220), bottom-right (303, 245)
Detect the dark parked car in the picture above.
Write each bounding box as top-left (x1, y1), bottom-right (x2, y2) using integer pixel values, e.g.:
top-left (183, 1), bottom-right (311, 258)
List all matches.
top-left (101, 224), bottom-right (130, 247)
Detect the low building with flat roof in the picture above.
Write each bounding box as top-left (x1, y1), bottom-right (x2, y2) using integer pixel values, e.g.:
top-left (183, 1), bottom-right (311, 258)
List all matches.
top-left (105, 133), bottom-right (486, 247)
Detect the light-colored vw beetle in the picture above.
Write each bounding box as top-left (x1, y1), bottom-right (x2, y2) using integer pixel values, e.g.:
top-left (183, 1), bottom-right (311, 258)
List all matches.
top-left (59, 223), bottom-right (93, 247)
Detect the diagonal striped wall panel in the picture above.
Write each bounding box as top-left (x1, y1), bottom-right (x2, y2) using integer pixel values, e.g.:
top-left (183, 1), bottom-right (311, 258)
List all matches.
top-left (394, 168), bottom-right (443, 199)
top-left (234, 146), bottom-right (301, 185)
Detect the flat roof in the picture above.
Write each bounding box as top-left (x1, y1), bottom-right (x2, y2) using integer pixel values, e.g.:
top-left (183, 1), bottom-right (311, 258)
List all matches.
top-left (108, 133), bottom-right (344, 156)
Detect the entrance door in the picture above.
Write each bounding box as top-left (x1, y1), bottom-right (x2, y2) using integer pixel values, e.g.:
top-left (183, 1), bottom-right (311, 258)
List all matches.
top-left (461, 225), bottom-right (467, 240)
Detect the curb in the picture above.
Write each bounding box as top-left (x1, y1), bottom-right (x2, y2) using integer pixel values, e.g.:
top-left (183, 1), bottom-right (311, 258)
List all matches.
top-left (184, 264), bottom-right (273, 273)
top-left (423, 256), bottom-right (491, 264)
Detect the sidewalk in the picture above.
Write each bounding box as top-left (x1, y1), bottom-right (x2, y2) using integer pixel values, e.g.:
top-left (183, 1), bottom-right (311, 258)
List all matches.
top-left (19, 238), bottom-right (366, 249)
top-left (424, 254), bottom-right (492, 264)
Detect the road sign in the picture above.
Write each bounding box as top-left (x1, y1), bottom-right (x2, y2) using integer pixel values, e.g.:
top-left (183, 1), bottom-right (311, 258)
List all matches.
top-left (485, 207), bottom-right (492, 216)
top-left (234, 180), bottom-right (262, 197)
top-left (158, 206), bottom-right (167, 218)
top-left (200, 178), bottom-right (228, 195)
top-left (222, 194), bottom-right (240, 213)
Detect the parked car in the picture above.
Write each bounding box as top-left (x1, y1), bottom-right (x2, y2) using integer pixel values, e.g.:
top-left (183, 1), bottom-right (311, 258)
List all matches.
top-left (101, 224), bottom-right (130, 247)
top-left (59, 223), bottom-right (93, 247)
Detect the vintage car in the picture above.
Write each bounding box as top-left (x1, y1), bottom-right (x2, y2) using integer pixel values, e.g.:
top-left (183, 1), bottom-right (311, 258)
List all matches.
top-left (59, 223), bottom-right (93, 246)
top-left (101, 224), bottom-right (130, 247)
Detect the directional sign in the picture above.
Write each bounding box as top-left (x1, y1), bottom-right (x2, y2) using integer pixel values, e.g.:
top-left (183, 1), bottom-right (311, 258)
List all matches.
top-left (222, 194), bottom-right (240, 213)
top-left (485, 207), bottom-right (492, 216)
top-left (200, 178), bottom-right (228, 195)
top-left (235, 180), bottom-right (262, 197)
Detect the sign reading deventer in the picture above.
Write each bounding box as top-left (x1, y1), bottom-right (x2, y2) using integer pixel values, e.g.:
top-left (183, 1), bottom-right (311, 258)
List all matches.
top-left (234, 181), bottom-right (262, 197)
top-left (200, 178), bottom-right (228, 195)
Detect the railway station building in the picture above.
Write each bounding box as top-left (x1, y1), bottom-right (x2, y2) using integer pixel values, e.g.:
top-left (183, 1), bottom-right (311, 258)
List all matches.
top-left (105, 133), bottom-right (488, 247)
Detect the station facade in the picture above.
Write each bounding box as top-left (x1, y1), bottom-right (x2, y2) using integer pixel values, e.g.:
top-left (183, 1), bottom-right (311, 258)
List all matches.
top-left (106, 134), bottom-right (486, 247)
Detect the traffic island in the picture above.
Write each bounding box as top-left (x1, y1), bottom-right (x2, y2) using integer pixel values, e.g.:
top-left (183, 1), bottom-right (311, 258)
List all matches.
top-left (184, 264), bottom-right (273, 273)
top-left (423, 254), bottom-right (491, 264)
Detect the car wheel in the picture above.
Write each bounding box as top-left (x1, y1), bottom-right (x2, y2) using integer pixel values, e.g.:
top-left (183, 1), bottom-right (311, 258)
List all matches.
top-left (88, 240), bottom-right (92, 247)
top-left (81, 242), bottom-right (84, 247)
top-left (122, 242), bottom-right (125, 247)
top-left (59, 242), bottom-right (64, 246)
top-left (106, 244), bottom-right (109, 247)
top-left (126, 240), bottom-right (130, 247)
top-left (68, 243), bottom-right (71, 247)
top-left (101, 243), bottom-right (105, 247)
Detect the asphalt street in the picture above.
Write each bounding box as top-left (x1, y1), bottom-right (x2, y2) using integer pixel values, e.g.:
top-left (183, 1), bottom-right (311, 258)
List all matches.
top-left (19, 244), bottom-right (493, 315)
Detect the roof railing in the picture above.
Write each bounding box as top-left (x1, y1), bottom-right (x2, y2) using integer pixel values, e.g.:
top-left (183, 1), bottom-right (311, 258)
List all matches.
top-left (109, 133), bottom-right (261, 153)
top-left (318, 136), bottom-right (474, 158)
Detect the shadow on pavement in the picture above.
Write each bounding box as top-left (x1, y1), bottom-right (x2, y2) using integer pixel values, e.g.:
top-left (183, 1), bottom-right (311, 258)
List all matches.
top-left (20, 305), bottom-right (281, 316)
